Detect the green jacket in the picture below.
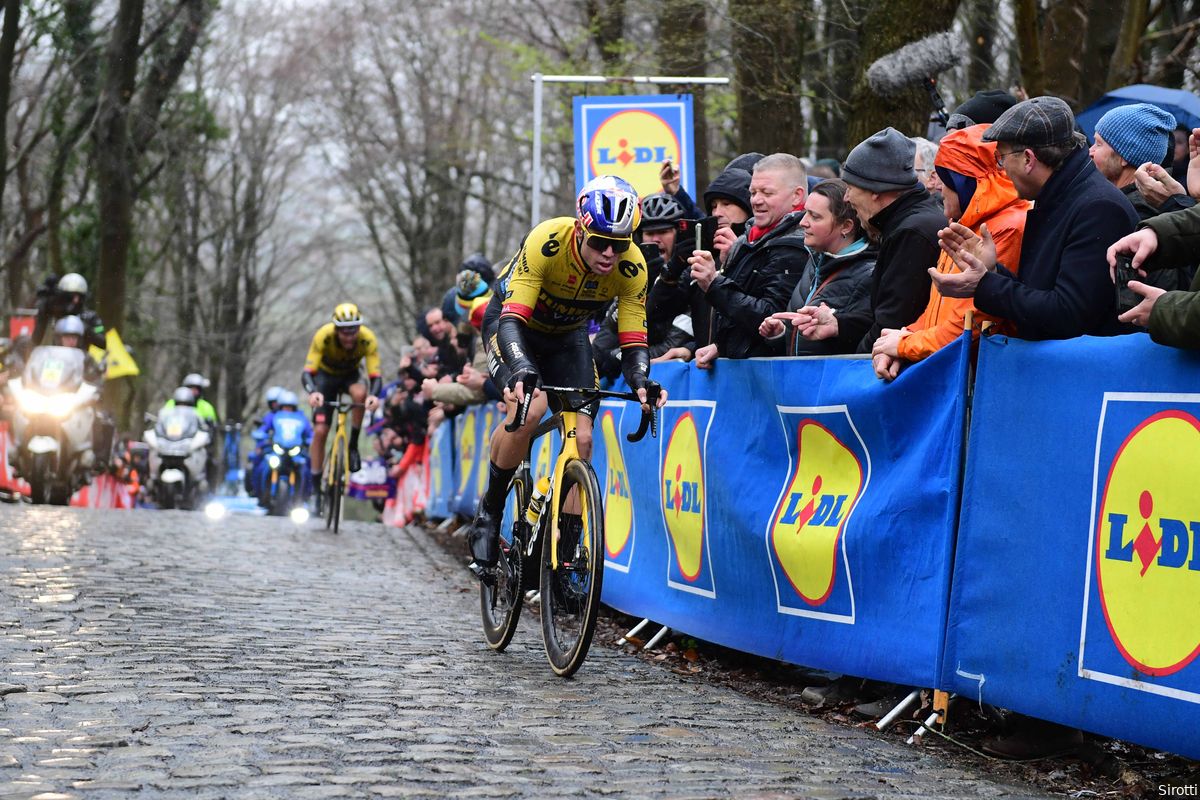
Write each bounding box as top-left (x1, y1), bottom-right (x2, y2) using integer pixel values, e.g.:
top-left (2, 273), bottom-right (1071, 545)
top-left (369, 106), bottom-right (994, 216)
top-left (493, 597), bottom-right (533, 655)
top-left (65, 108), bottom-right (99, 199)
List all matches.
top-left (164, 397), bottom-right (219, 424)
top-left (1141, 204), bottom-right (1200, 349)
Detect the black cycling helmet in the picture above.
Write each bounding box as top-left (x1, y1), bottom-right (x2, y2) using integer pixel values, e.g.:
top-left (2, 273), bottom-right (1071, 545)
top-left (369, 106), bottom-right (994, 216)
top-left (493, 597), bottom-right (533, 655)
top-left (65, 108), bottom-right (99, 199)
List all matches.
top-left (640, 192), bottom-right (686, 231)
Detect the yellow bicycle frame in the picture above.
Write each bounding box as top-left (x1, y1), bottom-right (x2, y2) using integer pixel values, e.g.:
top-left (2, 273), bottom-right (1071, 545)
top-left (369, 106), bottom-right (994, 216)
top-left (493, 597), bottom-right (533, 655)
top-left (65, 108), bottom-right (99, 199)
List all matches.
top-left (547, 409), bottom-right (586, 570)
top-left (326, 401), bottom-right (351, 493)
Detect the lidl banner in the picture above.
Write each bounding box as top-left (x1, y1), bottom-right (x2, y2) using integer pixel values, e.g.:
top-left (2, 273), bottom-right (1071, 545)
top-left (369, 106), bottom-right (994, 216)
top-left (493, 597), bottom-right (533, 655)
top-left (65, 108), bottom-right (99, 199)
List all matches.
top-left (574, 94), bottom-right (695, 200)
top-left (593, 336), bottom-right (970, 688)
top-left (452, 403), bottom-right (500, 517)
top-left (426, 419), bottom-right (455, 520)
top-left (943, 334), bottom-right (1200, 759)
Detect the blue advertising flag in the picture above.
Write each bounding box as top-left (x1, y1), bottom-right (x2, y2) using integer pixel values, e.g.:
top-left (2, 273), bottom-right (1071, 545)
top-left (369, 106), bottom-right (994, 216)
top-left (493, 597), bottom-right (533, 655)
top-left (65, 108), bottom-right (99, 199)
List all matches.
top-left (574, 94), bottom-right (695, 200)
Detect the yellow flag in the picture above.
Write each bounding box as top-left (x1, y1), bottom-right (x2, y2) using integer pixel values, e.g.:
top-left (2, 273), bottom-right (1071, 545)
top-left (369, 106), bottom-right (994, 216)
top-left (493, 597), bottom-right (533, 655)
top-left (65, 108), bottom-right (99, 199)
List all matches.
top-left (89, 328), bottom-right (140, 379)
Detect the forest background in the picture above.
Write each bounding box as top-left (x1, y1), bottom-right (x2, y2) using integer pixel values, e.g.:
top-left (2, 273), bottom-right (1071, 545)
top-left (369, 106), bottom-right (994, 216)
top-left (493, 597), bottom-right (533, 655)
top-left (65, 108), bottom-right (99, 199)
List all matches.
top-left (1, 0), bottom-right (1197, 427)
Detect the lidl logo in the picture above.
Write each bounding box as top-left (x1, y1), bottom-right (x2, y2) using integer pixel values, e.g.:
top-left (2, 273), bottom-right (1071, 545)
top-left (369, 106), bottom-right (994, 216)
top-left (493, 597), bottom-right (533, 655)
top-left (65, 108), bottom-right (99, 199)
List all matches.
top-left (767, 407), bottom-right (870, 623)
top-left (429, 432), bottom-right (443, 500)
top-left (474, 407), bottom-right (496, 500)
top-left (588, 111), bottom-right (680, 200)
top-left (599, 407), bottom-right (635, 570)
top-left (575, 94), bottom-right (695, 200)
top-left (457, 409), bottom-right (477, 496)
top-left (659, 403), bottom-right (716, 597)
top-left (1081, 395), bottom-right (1200, 703)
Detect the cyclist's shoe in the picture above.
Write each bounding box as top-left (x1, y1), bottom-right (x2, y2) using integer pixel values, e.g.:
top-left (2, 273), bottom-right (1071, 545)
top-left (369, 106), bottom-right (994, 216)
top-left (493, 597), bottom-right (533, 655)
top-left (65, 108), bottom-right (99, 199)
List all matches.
top-left (466, 504), bottom-right (502, 580)
top-left (349, 450), bottom-right (361, 474)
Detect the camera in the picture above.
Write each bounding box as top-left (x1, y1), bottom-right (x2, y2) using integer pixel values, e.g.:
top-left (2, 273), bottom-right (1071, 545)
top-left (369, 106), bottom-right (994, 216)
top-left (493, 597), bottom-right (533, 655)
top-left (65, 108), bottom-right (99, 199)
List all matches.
top-left (1114, 254), bottom-right (1142, 314)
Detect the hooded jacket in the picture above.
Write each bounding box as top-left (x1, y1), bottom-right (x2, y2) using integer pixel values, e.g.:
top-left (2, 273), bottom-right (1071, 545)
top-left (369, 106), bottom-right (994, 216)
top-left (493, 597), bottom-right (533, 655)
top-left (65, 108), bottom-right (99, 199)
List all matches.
top-left (897, 125), bottom-right (1030, 362)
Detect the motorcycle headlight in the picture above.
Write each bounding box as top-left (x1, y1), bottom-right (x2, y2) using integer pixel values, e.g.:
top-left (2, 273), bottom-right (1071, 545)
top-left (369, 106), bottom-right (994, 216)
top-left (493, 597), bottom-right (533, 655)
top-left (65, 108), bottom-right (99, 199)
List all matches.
top-left (288, 446), bottom-right (301, 457)
top-left (267, 455), bottom-right (281, 470)
top-left (272, 443), bottom-right (284, 454)
top-left (15, 387), bottom-right (78, 418)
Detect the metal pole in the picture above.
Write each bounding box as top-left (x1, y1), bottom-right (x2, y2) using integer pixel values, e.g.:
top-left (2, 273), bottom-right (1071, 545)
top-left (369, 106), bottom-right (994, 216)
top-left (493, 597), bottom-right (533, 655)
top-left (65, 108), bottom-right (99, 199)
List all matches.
top-left (531, 72), bottom-right (544, 226)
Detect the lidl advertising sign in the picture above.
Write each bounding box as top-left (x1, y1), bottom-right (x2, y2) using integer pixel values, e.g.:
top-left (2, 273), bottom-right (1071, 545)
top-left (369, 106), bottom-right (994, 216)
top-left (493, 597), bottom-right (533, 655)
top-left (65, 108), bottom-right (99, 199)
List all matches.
top-left (574, 94), bottom-right (695, 200)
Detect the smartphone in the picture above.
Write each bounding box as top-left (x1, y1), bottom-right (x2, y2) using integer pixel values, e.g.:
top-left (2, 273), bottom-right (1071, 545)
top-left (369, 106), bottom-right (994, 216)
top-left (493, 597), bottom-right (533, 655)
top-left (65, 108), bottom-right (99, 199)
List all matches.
top-left (1115, 254), bottom-right (1142, 313)
top-left (696, 215), bottom-right (717, 254)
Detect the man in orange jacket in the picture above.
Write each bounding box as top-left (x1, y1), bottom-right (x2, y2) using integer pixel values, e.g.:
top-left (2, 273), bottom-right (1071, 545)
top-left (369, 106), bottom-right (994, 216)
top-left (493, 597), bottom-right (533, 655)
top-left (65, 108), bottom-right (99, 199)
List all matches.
top-left (871, 124), bottom-right (1031, 379)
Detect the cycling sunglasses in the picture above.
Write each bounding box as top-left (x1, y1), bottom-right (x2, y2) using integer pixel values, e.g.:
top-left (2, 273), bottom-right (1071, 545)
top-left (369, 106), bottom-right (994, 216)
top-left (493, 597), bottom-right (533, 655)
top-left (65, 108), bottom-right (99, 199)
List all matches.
top-left (582, 233), bottom-right (632, 254)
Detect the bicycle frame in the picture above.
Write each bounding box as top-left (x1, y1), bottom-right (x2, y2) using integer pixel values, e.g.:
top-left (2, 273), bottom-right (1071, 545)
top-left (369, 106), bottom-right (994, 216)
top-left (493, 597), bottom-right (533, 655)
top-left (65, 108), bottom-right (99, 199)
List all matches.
top-left (325, 397), bottom-right (351, 493)
top-left (545, 409), bottom-right (581, 571)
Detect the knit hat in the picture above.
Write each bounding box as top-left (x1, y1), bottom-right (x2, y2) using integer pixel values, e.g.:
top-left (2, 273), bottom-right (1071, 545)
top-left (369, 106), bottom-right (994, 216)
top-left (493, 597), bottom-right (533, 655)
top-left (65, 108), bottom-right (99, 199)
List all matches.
top-left (948, 89), bottom-right (1019, 130)
top-left (1094, 103), bottom-right (1177, 169)
top-left (983, 96), bottom-right (1076, 148)
top-left (841, 128), bottom-right (919, 193)
top-left (703, 168), bottom-right (752, 216)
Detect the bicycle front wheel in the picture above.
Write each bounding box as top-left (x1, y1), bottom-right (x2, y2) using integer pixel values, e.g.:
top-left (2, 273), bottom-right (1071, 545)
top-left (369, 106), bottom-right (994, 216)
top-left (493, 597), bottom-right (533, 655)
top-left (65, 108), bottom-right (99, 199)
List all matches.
top-left (539, 457), bottom-right (604, 677)
top-left (326, 450), bottom-right (345, 533)
top-left (481, 469), bottom-right (531, 651)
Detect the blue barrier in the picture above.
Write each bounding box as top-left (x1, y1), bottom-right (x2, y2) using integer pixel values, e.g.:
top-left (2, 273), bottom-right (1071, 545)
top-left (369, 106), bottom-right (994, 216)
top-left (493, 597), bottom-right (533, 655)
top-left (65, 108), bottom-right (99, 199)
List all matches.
top-left (943, 334), bottom-right (1200, 759)
top-left (593, 335), bottom-right (970, 688)
top-left (426, 418), bottom-right (455, 520)
top-left (421, 332), bottom-right (1200, 758)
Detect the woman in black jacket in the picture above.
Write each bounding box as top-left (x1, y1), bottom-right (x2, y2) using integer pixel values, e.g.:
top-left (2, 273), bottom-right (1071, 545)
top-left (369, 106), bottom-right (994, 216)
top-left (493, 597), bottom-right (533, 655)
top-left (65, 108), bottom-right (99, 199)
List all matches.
top-left (759, 179), bottom-right (877, 355)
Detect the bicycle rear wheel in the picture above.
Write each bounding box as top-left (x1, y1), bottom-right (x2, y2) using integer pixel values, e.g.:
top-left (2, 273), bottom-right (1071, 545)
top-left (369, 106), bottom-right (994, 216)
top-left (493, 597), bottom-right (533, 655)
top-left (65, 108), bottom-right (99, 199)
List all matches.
top-left (481, 469), bottom-right (531, 651)
top-left (539, 457), bottom-right (604, 677)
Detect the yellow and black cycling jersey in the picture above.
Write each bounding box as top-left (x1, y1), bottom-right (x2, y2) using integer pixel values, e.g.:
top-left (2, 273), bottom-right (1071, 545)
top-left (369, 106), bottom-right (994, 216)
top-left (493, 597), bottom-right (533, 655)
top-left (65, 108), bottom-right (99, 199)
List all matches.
top-left (497, 217), bottom-right (648, 348)
top-left (303, 322), bottom-right (382, 378)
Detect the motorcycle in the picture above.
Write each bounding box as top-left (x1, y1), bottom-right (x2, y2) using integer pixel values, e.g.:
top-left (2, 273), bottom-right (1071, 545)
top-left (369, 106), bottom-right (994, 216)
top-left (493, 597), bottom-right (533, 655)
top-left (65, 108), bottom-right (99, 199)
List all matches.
top-left (258, 415), bottom-right (310, 517)
top-left (6, 346), bottom-right (99, 505)
top-left (144, 406), bottom-right (210, 510)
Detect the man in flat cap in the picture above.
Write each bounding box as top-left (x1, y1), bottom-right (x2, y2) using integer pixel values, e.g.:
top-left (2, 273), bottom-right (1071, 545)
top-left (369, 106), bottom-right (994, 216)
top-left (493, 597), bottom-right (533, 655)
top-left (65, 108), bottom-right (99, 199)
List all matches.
top-left (932, 96), bottom-right (1138, 340)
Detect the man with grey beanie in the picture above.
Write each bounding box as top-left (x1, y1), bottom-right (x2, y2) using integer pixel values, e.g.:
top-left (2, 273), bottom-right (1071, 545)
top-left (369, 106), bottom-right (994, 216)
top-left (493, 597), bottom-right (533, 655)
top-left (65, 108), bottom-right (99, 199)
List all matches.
top-left (838, 127), bottom-right (945, 353)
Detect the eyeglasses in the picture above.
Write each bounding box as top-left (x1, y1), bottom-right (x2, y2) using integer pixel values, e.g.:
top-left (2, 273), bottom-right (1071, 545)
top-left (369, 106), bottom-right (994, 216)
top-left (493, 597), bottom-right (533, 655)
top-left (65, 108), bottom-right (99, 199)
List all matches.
top-left (995, 148), bottom-right (1023, 169)
top-left (582, 233), bottom-right (632, 254)
top-left (336, 326), bottom-right (360, 336)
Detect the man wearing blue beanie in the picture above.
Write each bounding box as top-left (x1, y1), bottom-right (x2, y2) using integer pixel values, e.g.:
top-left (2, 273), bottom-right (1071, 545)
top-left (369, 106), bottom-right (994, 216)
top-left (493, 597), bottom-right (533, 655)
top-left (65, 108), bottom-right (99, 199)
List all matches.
top-left (1091, 102), bottom-right (1196, 291)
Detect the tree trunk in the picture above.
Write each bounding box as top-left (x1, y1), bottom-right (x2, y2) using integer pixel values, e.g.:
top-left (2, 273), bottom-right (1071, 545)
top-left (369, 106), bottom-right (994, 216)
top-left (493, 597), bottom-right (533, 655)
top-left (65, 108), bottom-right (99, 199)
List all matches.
top-left (966, 0), bottom-right (997, 94)
top-left (1042, 0), bottom-right (1089, 107)
top-left (846, 0), bottom-right (962, 146)
top-left (655, 0), bottom-right (710, 189)
top-left (584, 0), bottom-right (626, 69)
top-left (0, 0), bottom-right (21, 303)
top-left (731, 0), bottom-right (807, 155)
top-left (1107, 0), bottom-right (1149, 89)
top-left (1014, 0), bottom-right (1045, 98)
top-left (1079, 0), bottom-right (1124, 106)
top-left (813, 0), bottom-right (862, 159)
top-left (94, 0), bottom-right (143, 335)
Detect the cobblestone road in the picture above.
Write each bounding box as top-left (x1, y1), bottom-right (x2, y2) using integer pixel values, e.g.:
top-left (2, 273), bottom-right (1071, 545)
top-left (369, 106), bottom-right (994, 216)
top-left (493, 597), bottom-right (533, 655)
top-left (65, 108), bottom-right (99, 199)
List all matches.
top-left (0, 506), bottom-right (1051, 799)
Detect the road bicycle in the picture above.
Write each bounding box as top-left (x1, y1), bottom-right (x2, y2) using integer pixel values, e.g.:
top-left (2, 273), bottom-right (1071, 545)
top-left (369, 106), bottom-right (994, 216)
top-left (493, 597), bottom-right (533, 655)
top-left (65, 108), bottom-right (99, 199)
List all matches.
top-left (321, 395), bottom-right (362, 534)
top-left (480, 383), bottom-right (660, 677)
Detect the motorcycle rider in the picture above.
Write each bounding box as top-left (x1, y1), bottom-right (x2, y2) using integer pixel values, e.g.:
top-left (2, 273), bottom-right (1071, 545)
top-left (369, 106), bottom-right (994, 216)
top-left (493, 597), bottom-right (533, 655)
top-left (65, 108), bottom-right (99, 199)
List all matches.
top-left (256, 390), bottom-right (314, 504)
top-left (32, 273), bottom-right (107, 351)
top-left (53, 316), bottom-right (105, 385)
top-left (246, 385), bottom-right (285, 494)
top-left (165, 373), bottom-right (219, 486)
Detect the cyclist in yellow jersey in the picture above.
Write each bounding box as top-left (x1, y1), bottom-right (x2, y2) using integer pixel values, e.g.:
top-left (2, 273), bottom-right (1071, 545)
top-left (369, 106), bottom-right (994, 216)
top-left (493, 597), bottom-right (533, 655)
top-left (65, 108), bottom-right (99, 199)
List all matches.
top-left (467, 175), bottom-right (669, 580)
top-left (301, 303), bottom-right (382, 485)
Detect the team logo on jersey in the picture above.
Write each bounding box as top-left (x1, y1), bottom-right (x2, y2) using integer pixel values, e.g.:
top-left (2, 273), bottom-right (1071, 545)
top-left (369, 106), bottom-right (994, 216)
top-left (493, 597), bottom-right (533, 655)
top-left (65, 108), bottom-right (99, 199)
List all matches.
top-left (660, 403), bottom-right (716, 597)
top-left (766, 407), bottom-right (869, 623)
top-left (588, 110), bottom-right (681, 198)
top-left (1081, 395), bottom-right (1200, 703)
top-left (599, 405), bottom-right (635, 571)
